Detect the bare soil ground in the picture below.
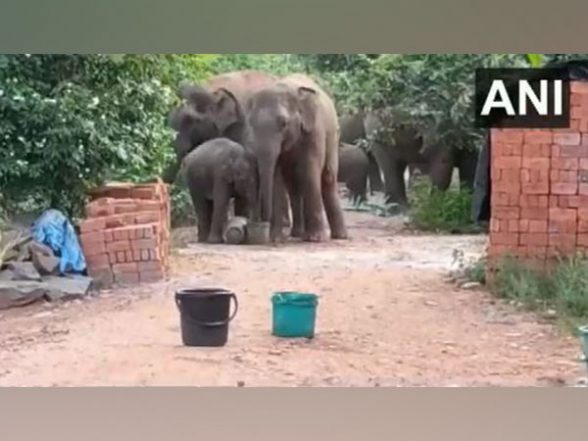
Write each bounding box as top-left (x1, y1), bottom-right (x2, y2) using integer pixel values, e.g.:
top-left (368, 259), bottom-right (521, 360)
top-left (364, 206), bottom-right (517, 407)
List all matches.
top-left (0, 211), bottom-right (584, 387)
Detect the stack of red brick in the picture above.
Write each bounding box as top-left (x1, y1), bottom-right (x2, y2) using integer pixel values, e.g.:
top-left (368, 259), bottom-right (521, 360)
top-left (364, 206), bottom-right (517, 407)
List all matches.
top-left (79, 180), bottom-right (171, 287)
top-left (489, 81), bottom-right (588, 270)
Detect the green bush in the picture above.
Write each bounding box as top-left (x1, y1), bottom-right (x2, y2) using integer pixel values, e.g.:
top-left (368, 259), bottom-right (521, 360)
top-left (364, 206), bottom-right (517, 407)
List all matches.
top-left (0, 54), bottom-right (214, 218)
top-left (408, 177), bottom-right (476, 233)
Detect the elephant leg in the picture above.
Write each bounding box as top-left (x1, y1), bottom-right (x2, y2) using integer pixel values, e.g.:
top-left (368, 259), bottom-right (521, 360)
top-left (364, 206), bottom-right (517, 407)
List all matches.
top-left (208, 181), bottom-right (231, 244)
top-left (366, 152), bottom-right (384, 194)
top-left (457, 149), bottom-right (478, 192)
top-left (300, 156), bottom-right (329, 242)
top-left (393, 161), bottom-right (409, 206)
top-left (187, 185), bottom-right (211, 242)
top-left (429, 161), bottom-right (454, 191)
top-left (322, 139), bottom-right (348, 240)
top-left (282, 164), bottom-right (304, 238)
top-left (270, 164), bottom-right (292, 242)
top-left (371, 142), bottom-right (408, 206)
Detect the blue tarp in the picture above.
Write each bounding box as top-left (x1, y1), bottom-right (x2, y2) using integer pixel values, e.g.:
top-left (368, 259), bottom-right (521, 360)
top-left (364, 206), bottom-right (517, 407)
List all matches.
top-left (31, 209), bottom-right (87, 274)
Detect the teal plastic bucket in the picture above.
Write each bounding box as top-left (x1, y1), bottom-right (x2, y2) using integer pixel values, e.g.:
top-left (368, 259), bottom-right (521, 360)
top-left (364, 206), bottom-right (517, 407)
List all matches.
top-left (578, 325), bottom-right (588, 359)
top-left (271, 292), bottom-right (318, 338)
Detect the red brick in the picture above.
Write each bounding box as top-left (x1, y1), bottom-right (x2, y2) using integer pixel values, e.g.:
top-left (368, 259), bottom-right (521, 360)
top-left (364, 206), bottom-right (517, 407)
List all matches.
top-left (553, 144), bottom-right (588, 158)
top-left (492, 130), bottom-right (524, 145)
top-left (116, 251), bottom-right (126, 263)
top-left (579, 184), bottom-right (588, 195)
top-left (149, 249), bottom-right (162, 261)
top-left (132, 249), bottom-right (142, 261)
top-left (113, 203), bottom-right (138, 214)
top-left (578, 218), bottom-right (588, 233)
top-left (494, 156), bottom-right (522, 169)
top-left (130, 238), bottom-right (158, 251)
top-left (578, 234), bottom-right (588, 246)
top-left (85, 253), bottom-right (110, 269)
top-left (104, 230), bottom-right (114, 242)
top-left (492, 192), bottom-right (519, 207)
top-left (80, 217), bottom-right (106, 234)
top-left (506, 220), bottom-right (522, 233)
top-left (490, 219), bottom-right (500, 233)
top-left (494, 143), bottom-right (523, 157)
top-left (571, 120), bottom-right (581, 131)
top-left (572, 106), bottom-right (584, 119)
top-left (528, 220), bottom-right (548, 233)
top-left (520, 195), bottom-right (548, 208)
top-left (520, 233), bottom-right (548, 246)
top-left (521, 207), bottom-right (549, 220)
top-left (115, 272), bottom-right (140, 285)
top-left (549, 234), bottom-right (578, 253)
top-left (558, 195), bottom-right (580, 208)
top-left (552, 158), bottom-right (579, 170)
top-left (522, 143), bottom-right (551, 158)
top-left (135, 212), bottom-right (160, 225)
top-left (137, 261), bottom-right (164, 272)
top-left (125, 250), bottom-right (134, 262)
top-left (549, 208), bottom-right (577, 234)
top-left (493, 180), bottom-right (520, 194)
top-left (522, 157), bottom-right (550, 170)
top-left (554, 132), bottom-right (581, 146)
top-left (572, 94), bottom-right (584, 106)
top-left (104, 214), bottom-right (133, 229)
top-left (498, 168), bottom-right (520, 183)
top-left (579, 158), bottom-right (588, 170)
top-left (105, 240), bottom-right (131, 253)
top-left (491, 233), bottom-right (519, 246)
top-left (523, 131), bottom-right (553, 144)
top-left (522, 180), bottom-right (549, 195)
top-left (572, 82), bottom-right (588, 94)
top-left (552, 182), bottom-right (578, 195)
top-left (132, 187), bottom-right (158, 200)
top-left (86, 202), bottom-right (115, 218)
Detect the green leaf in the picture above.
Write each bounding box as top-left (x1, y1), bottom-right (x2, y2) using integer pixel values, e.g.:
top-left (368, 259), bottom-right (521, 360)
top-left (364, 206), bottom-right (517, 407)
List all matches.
top-left (526, 54), bottom-right (545, 68)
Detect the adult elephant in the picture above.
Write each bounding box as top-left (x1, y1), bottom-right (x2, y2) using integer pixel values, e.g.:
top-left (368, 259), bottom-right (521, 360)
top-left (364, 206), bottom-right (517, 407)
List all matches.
top-left (163, 70), bottom-right (277, 184)
top-left (163, 70), bottom-right (292, 240)
top-left (246, 73), bottom-right (348, 242)
top-left (339, 110), bottom-right (478, 207)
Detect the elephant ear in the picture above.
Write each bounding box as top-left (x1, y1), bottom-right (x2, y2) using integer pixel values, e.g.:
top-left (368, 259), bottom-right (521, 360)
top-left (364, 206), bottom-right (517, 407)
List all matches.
top-left (297, 86), bottom-right (318, 134)
top-left (213, 88), bottom-right (243, 134)
top-left (168, 104), bottom-right (198, 132)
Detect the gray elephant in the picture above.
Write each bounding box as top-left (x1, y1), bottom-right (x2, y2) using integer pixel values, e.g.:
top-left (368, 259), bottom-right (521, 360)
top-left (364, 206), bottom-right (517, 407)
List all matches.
top-left (245, 73), bottom-right (348, 242)
top-left (164, 70), bottom-right (292, 241)
top-left (163, 70), bottom-right (277, 184)
top-left (181, 137), bottom-right (258, 244)
top-left (338, 142), bottom-right (370, 204)
top-left (340, 110), bottom-right (478, 207)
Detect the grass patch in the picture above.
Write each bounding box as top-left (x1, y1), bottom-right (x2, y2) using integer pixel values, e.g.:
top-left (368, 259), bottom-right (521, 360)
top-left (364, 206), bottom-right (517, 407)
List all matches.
top-left (490, 253), bottom-right (588, 331)
top-left (408, 177), bottom-right (481, 234)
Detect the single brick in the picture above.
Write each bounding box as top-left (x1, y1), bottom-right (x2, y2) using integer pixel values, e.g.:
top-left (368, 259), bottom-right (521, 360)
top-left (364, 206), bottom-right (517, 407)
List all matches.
top-left (494, 143), bottom-right (523, 157)
top-left (104, 214), bottom-right (132, 229)
top-left (520, 233), bottom-right (548, 246)
top-left (80, 217), bottom-right (106, 234)
top-left (554, 132), bottom-right (581, 146)
top-left (521, 207), bottom-right (549, 220)
top-left (86, 202), bottom-right (115, 218)
top-left (114, 203), bottom-right (138, 215)
top-left (112, 262), bottom-right (138, 274)
top-left (523, 131), bottom-right (553, 144)
top-left (522, 157), bottom-right (550, 170)
top-left (549, 208), bottom-right (577, 234)
top-left (578, 234), bottom-right (588, 247)
top-left (507, 220), bottom-right (522, 233)
top-left (571, 119), bottom-right (581, 131)
top-left (105, 240), bottom-right (131, 253)
top-left (130, 238), bottom-right (158, 251)
top-left (491, 233), bottom-right (519, 246)
top-left (578, 218), bottom-right (588, 233)
top-left (494, 156), bottom-right (522, 170)
top-left (552, 182), bottom-right (578, 195)
top-left (558, 195), bottom-right (580, 208)
top-left (104, 230), bottom-right (114, 242)
top-left (552, 157), bottom-right (579, 170)
top-left (493, 206), bottom-right (520, 220)
top-left (572, 82), bottom-right (588, 94)
top-left (135, 212), bottom-right (160, 225)
top-left (580, 158), bottom-right (588, 170)
top-left (132, 249), bottom-right (142, 261)
top-left (137, 261), bottom-right (164, 272)
top-left (149, 249), bottom-right (162, 261)
top-left (522, 180), bottom-right (549, 195)
top-left (571, 106), bottom-right (584, 119)
top-left (520, 195), bottom-right (548, 208)
top-left (493, 181), bottom-right (520, 194)
top-left (498, 168), bottom-right (520, 183)
top-left (132, 187), bottom-right (158, 200)
top-left (115, 251), bottom-right (125, 263)
top-left (579, 184), bottom-right (588, 195)
top-left (492, 130), bottom-right (524, 145)
top-left (490, 219), bottom-right (500, 233)
top-left (522, 143), bottom-right (551, 158)
top-left (528, 220), bottom-right (548, 233)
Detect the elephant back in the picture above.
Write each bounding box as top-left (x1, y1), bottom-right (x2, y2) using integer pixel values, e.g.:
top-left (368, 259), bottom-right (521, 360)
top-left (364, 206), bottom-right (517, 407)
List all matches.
top-left (206, 70), bottom-right (278, 104)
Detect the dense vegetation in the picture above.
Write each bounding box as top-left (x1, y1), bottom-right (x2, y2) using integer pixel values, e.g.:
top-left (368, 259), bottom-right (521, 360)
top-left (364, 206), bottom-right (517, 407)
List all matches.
top-left (1, 53), bottom-right (587, 227)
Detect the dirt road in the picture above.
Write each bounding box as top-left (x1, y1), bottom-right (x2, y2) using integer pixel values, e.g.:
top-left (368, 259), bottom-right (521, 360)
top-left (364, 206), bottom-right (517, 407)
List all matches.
top-left (0, 212), bottom-right (584, 386)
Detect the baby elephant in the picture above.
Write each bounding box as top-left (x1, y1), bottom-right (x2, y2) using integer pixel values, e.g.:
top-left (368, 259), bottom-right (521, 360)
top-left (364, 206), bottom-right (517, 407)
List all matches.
top-left (338, 142), bottom-right (370, 204)
top-left (181, 138), bottom-right (259, 244)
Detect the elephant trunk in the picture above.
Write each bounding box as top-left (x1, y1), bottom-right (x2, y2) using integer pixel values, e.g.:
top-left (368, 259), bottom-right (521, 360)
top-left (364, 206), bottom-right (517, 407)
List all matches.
top-left (258, 156), bottom-right (276, 223)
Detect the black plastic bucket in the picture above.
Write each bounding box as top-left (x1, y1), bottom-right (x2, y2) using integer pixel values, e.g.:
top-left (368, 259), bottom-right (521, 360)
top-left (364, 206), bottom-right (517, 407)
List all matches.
top-left (175, 288), bottom-right (239, 347)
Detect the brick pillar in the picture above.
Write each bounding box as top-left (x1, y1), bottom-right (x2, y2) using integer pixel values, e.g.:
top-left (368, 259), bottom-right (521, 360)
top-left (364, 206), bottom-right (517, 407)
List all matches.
top-left (488, 81), bottom-right (588, 273)
top-left (78, 180), bottom-right (171, 288)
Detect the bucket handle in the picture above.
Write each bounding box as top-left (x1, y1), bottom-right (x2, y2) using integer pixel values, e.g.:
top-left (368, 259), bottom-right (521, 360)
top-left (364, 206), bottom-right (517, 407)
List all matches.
top-left (176, 293), bottom-right (239, 327)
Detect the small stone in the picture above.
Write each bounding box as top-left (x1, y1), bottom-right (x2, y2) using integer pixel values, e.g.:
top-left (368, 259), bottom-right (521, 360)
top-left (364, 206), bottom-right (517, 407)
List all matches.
top-left (268, 349), bottom-right (283, 356)
top-left (424, 300), bottom-right (438, 307)
top-left (460, 281), bottom-right (482, 290)
top-left (232, 355), bottom-right (244, 363)
top-left (543, 309), bottom-right (557, 320)
top-left (237, 381), bottom-right (245, 387)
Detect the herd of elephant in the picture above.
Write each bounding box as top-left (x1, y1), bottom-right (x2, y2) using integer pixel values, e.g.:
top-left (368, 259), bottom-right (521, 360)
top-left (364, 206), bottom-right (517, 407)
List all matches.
top-left (162, 69), bottom-right (480, 244)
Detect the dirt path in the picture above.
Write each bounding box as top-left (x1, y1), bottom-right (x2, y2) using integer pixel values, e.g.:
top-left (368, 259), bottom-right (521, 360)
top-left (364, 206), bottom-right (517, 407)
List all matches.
top-left (0, 212), bottom-right (584, 386)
